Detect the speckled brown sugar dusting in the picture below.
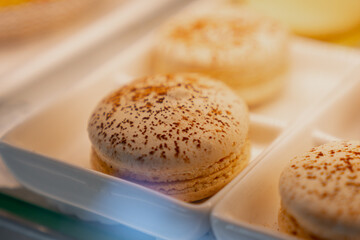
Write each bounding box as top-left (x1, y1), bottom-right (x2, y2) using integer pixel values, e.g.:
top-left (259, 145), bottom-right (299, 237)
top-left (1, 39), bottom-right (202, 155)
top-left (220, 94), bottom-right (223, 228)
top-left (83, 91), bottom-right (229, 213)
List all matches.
top-left (87, 73), bottom-right (250, 202)
top-left (169, 17), bottom-right (264, 49)
top-left (279, 141), bottom-right (360, 239)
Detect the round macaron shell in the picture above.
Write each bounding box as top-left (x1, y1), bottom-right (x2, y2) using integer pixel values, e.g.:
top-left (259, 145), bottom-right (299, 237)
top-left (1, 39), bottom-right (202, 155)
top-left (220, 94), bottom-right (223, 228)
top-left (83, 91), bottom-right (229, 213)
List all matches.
top-left (153, 7), bottom-right (289, 106)
top-left (88, 74), bottom-right (250, 201)
top-left (279, 141), bottom-right (360, 239)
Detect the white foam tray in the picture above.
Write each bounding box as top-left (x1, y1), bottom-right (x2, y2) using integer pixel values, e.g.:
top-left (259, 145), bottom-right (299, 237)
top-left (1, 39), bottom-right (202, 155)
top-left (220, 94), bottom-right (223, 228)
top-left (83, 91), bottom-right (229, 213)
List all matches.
top-left (0, 60), bottom-right (284, 239)
top-left (1, 1), bottom-right (360, 239)
top-left (0, 0), bottom-right (182, 97)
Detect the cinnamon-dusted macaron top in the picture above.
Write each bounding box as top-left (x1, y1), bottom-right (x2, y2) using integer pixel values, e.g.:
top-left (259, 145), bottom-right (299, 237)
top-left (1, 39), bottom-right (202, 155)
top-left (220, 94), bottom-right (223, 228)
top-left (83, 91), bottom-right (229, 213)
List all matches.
top-left (279, 141), bottom-right (360, 235)
top-left (88, 74), bottom-right (249, 173)
top-left (167, 9), bottom-right (280, 49)
top-left (154, 8), bottom-right (289, 74)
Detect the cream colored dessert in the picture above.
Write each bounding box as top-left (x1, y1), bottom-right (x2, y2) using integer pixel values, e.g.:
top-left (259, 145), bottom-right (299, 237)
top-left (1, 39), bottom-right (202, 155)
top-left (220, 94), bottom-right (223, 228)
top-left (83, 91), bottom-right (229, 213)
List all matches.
top-left (153, 8), bottom-right (289, 106)
top-left (279, 141), bottom-right (360, 239)
top-left (88, 73), bottom-right (250, 202)
top-left (245, 0), bottom-right (360, 38)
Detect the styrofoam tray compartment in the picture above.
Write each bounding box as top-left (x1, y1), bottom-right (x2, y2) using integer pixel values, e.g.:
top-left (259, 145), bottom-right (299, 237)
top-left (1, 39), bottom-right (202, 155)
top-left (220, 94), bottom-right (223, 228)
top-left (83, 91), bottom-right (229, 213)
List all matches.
top-left (312, 75), bottom-right (360, 141)
top-left (211, 68), bottom-right (360, 240)
top-left (251, 38), bottom-right (360, 122)
top-left (1, 2), bottom-right (360, 239)
top-left (0, 72), bottom-right (281, 240)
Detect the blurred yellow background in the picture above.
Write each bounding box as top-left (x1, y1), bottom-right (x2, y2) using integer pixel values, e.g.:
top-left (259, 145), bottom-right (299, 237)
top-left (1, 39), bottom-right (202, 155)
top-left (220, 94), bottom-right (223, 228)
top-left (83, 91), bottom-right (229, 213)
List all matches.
top-left (236, 0), bottom-right (360, 47)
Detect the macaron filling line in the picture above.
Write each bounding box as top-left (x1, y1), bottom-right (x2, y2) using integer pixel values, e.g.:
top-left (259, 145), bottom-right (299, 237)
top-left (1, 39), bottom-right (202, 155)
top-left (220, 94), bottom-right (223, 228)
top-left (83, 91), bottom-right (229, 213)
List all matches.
top-left (91, 139), bottom-right (250, 201)
top-left (90, 138), bottom-right (250, 183)
top-left (140, 142), bottom-right (250, 191)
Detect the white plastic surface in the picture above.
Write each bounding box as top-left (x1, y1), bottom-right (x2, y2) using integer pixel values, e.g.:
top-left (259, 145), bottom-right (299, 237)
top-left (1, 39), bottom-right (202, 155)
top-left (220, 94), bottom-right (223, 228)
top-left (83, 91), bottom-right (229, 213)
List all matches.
top-left (1, 1), bottom-right (360, 239)
top-left (0, 0), bottom-right (181, 96)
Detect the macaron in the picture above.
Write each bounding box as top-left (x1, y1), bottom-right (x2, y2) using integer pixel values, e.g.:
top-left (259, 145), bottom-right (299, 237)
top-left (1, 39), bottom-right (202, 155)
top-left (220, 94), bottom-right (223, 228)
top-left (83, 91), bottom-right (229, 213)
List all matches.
top-left (152, 7), bottom-right (289, 106)
top-left (279, 141), bottom-right (360, 239)
top-left (88, 73), bottom-right (250, 202)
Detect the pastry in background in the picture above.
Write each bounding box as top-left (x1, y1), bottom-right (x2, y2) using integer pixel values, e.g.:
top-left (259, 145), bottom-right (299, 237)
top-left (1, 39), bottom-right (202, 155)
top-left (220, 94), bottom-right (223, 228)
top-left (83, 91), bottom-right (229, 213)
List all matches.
top-left (244, 0), bottom-right (360, 39)
top-left (153, 8), bottom-right (289, 106)
top-left (279, 141), bottom-right (360, 239)
top-left (88, 73), bottom-right (250, 202)
top-left (0, 0), bottom-right (98, 40)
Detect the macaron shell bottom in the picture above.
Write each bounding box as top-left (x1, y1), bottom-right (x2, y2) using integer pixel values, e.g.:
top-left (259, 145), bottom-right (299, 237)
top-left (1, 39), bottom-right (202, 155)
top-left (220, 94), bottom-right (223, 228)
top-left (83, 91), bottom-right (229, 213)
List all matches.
top-left (91, 139), bottom-right (250, 202)
top-left (278, 206), bottom-right (315, 240)
top-left (278, 206), bottom-right (360, 240)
